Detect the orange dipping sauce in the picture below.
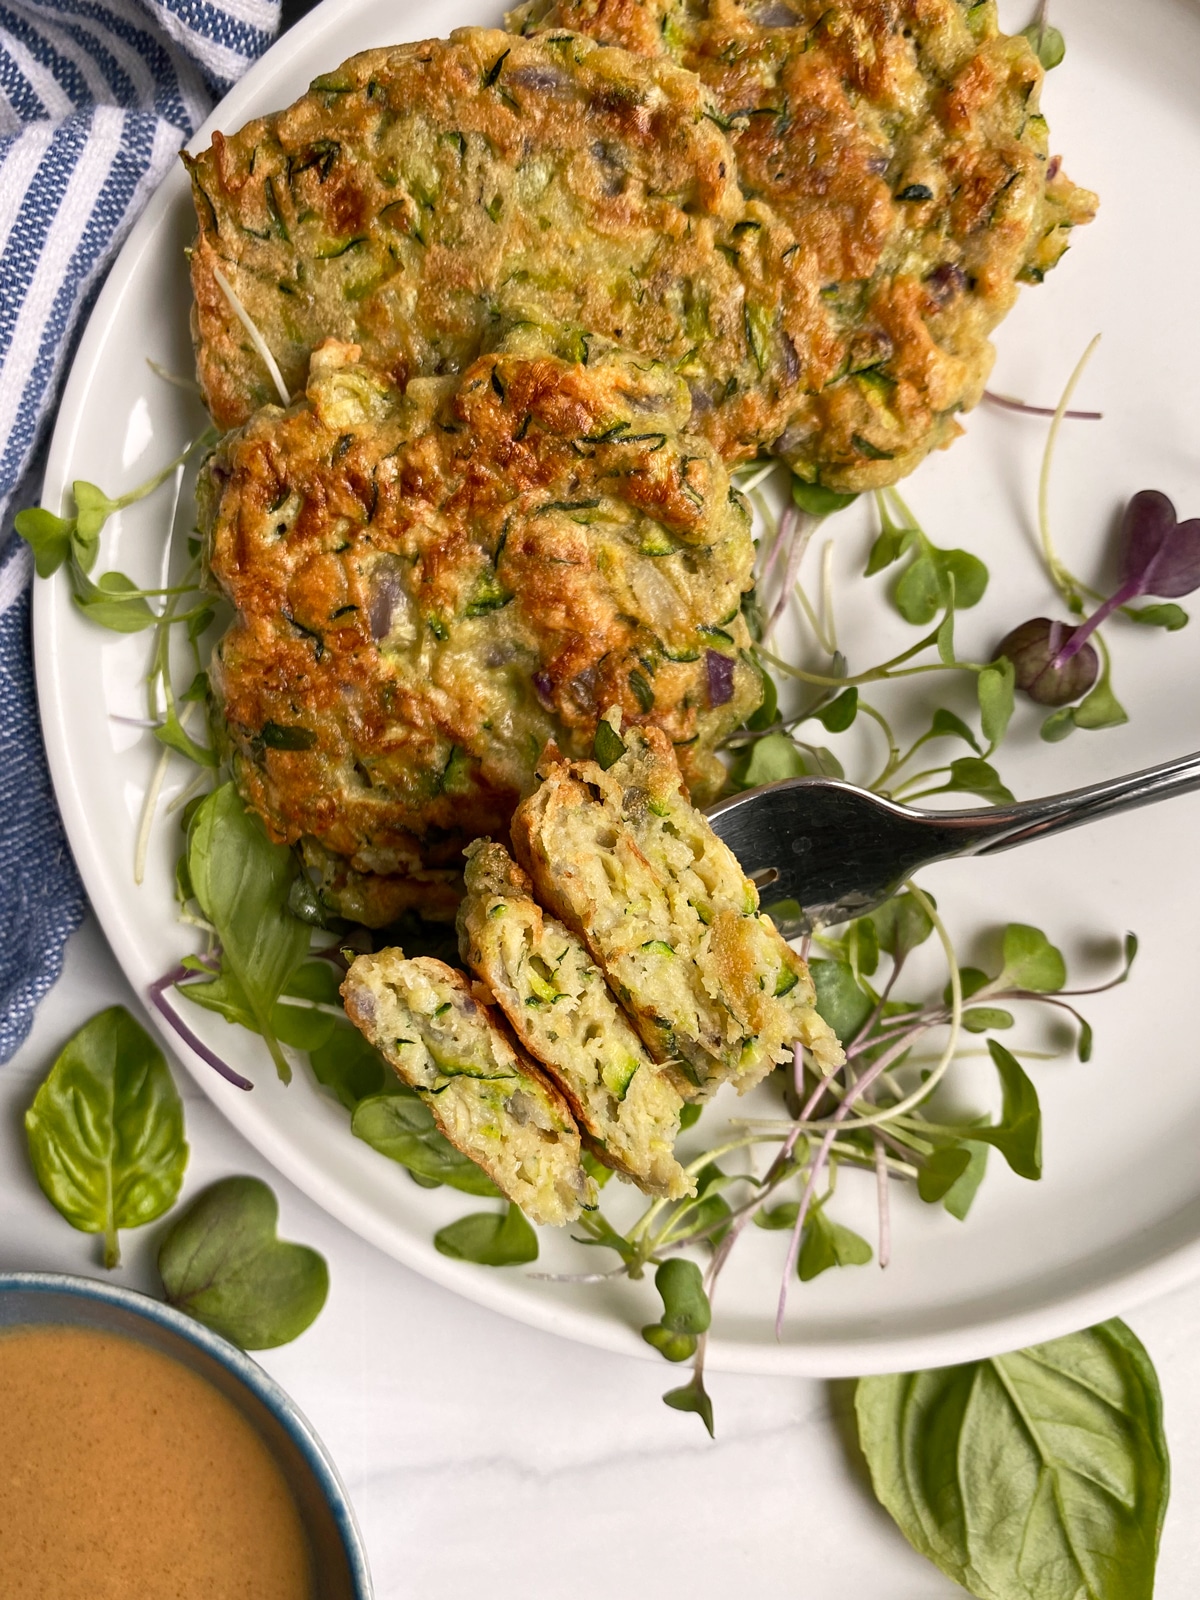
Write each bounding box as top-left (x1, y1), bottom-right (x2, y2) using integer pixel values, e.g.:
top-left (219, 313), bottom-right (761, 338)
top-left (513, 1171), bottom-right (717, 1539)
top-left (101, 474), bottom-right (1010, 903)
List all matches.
top-left (0, 1324), bottom-right (313, 1600)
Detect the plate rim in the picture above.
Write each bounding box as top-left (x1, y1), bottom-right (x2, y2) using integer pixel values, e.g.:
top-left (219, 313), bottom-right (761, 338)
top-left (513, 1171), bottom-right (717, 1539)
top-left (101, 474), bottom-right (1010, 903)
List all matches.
top-left (32, 0), bottom-right (1200, 1377)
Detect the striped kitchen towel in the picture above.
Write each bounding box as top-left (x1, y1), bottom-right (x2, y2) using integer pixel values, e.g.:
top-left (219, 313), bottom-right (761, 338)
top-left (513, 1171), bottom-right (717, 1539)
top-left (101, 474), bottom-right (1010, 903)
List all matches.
top-left (0, 0), bottom-right (280, 1061)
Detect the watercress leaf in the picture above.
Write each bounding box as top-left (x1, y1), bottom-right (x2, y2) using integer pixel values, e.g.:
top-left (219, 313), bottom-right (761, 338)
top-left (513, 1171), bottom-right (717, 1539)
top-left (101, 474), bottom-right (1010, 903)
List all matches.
top-left (962, 1007), bottom-right (1015, 1034)
top-left (918, 1145), bottom-right (972, 1205)
top-left (187, 784), bottom-right (311, 1082)
top-left (662, 1371), bottom-right (715, 1437)
top-left (855, 1319), bottom-right (1168, 1600)
top-left (15, 506), bottom-right (76, 576)
top-left (810, 959), bottom-right (874, 1043)
top-left (309, 1028), bottom-right (390, 1110)
top-left (945, 758), bottom-right (1016, 805)
top-left (1021, 19), bottom-right (1066, 69)
top-left (930, 708), bottom-right (982, 753)
top-left (976, 1040), bottom-right (1042, 1180)
top-left (1071, 676), bottom-right (1129, 731)
top-left (158, 1176), bottom-right (328, 1349)
top-left (1126, 602), bottom-right (1188, 631)
top-left (935, 549), bottom-right (988, 610)
top-left (999, 924), bottom-right (1066, 993)
top-left (793, 479), bottom-right (859, 517)
top-left (153, 705), bottom-right (218, 768)
top-left (871, 889), bottom-right (935, 960)
top-left (25, 1005), bottom-right (188, 1269)
top-left (943, 1139), bottom-right (989, 1221)
top-left (737, 732), bottom-right (807, 789)
top-left (434, 1203), bottom-right (538, 1266)
top-left (894, 551), bottom-right (942, 625)
top-left (352, 1093), bottom-right (501, 1195)
top-left (815, 686), bottom-right (858, 733)
top-left (798, 1204), bottom-right (872, 1280)
top-left (977, 659), bottom-right (1015, 748)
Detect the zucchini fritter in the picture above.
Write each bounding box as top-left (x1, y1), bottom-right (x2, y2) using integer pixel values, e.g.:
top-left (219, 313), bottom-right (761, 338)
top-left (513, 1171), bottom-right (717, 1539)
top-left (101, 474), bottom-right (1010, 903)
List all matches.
top-left (186, 26), bottom-right (838, 465)
top-left (510, 716), bottom-right (843, 1097)
top-left (200, 331), bottom-right (759, 925)
top-left (341, 951), bottom-right (594, 1225)
top-left (510, 0), bottom-right (1097, 490)
top-left (458, 839), bottom-right (693, 1198)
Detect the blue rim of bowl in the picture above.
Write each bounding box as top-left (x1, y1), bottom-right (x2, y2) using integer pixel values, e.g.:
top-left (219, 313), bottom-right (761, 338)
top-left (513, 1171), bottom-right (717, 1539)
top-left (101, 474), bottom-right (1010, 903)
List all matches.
top-left (0, 1270), bottom-right (373, 1598)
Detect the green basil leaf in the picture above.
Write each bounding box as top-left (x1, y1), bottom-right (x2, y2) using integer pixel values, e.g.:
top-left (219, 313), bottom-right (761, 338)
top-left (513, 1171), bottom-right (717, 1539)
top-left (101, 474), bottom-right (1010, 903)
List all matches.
top-left (792, 478), bottom-right (859, 517)
top-left (434, 1203), bottom-right (538, 1265)
top-left (978, 659), bottom-right (1016, 748)
top-left (352, 1093), bottom-right (501, 1195)
top-left (15, 506), bottom-right (76, 577)
top-left (855, 1319), bottom-right (1168, 1600)
top-left (974, 1041), bottom-right (1042, 1181)
top-left (798, 1204), bottom-right (872, 1280)
top-left (662, 1370), bottom-right (715, 1437)
top-left (186, 784), bottom-right (311, 1081)
top-left (309, 1027), bottom-right (390, 1110)
top-left (998, 924), bottom-right (1066, 993)
top-left (158, 1176), bottom-right (328, 1349)
top-left (25, 1006), bottom-right (188, 1268)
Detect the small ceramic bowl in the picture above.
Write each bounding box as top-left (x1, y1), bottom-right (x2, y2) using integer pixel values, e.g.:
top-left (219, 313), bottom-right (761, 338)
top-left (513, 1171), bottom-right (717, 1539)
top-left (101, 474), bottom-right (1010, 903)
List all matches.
top-left (0, 1271), bottom-right (372, 1598)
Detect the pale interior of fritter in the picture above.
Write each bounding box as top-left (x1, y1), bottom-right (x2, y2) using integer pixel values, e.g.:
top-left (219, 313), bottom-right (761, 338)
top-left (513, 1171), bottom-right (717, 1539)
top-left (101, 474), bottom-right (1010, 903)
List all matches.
top-left (341, 952), bottom-right (592, 1226)
top-left (514, 725), bottom-right (842, 1097)
top-left (459, 843), bottom-right (693, 1199)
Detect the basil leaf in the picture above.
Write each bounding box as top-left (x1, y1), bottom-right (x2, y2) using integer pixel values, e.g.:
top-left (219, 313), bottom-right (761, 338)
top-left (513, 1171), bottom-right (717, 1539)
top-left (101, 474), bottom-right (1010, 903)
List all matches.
top-left (185, 784), bottom-right (310, 1081)
top-left (309, 1028), bottom-right (390, 1110)
top-left (434, 1203), bottom-right (538, 1265)
top-left (24, 1006), bottom-right (188, 1268)
top-left (353, 1093), bottom-right (501, 1195)
top-left (158, 1177), bottom-right (328, 1349)
top-left (855, 1319), bottom-right (1168, 1600)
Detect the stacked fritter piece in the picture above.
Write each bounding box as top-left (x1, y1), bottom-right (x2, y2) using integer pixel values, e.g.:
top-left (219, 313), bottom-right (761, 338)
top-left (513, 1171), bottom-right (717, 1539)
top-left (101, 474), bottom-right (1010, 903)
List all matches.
top-left (343, 719), bottom-right (842, 1223)
top-left (201, 330), bottom-right (759, 924)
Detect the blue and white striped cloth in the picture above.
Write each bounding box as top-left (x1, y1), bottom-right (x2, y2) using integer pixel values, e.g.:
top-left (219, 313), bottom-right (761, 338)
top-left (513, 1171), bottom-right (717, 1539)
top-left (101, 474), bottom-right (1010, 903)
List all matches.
top-left (0, 0), bottom-right (279, 1060)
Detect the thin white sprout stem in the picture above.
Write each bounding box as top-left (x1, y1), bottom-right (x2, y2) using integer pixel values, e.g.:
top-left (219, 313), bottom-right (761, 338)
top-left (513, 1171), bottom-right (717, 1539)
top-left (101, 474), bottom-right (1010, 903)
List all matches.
top-left (213, 266), bottom-right (290, 406)
top-left (146, 359), bottom-right (201, 394)
top-left (735, 459), bottom-right (782, 495)
top-left (874, 1135), bottom-right (891, 1269)
top-left (133, 744), bottom-right (171, 886)
top-left (1038, 334), bottom-right (1101, 605)
top-left (820, 540), bottom-right (837, 653)
top-left (165, 769), bottom-right (209, 816)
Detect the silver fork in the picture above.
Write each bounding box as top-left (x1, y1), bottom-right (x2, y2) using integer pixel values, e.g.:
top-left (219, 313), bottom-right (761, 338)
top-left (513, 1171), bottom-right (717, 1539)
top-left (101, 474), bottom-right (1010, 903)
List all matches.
top-left (705, 749), bottom-right (1200, 935)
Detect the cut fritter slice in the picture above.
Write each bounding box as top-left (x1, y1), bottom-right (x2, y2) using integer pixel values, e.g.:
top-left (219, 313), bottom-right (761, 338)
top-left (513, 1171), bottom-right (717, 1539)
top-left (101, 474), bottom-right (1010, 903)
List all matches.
top-left (458, 840), bottom-right (693, 1198)
top-left (201, 331), bottom-right (760, 925)
top-left (510, 0), bottom-right (1097, 492)
top-left (185, 26), bottom-right (839, 464)
top-left (341, 951), bottom-right (593, 1225)
top-left (510, 717), bottom-right (843, 1097)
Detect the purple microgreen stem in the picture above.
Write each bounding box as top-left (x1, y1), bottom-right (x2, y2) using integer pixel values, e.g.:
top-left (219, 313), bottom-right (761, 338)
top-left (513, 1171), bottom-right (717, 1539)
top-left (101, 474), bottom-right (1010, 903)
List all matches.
top-left (148, 967), bottom-right (254, 1090)
top-left (874, 1135), bottom-right (892, 1269)
top-left (984, 390), bottom-right (1102, 421)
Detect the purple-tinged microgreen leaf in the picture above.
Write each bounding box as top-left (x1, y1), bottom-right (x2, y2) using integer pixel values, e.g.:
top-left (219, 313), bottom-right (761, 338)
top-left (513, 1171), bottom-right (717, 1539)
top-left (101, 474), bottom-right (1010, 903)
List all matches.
top-left (977, 659), bottom-right (1015, 746)
top-left (998, 618), bottom-right (1098, 707)
top-left (1118, 490), bottom-right (1200, 599)
top-left (662, 1370), bottom-right (715, 1437)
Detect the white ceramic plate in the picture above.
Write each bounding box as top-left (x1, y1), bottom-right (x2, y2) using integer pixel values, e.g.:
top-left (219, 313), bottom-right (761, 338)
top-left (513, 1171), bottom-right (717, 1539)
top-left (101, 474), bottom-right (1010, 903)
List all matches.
top-left (35, 0), bottom-right (1200, 1376)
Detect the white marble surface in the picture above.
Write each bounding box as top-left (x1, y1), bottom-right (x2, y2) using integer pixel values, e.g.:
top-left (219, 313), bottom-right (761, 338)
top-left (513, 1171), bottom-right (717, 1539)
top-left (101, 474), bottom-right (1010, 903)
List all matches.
top-left (4, 916), bottom-right (1199, 1599)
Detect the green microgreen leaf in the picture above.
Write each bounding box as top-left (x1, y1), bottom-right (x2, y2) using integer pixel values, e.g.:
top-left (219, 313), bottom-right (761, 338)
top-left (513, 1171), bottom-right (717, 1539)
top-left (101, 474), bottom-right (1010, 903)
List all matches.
top-left (158, 1176), bottom-right (328, 1349)
top-left (961, 1006), bottom-right (1015, 1034)
top-left (978, 658), bottom-right (1016, 747)
top-left (745, 654), bottom-right (779, 731)
top-left (870, 889), bottom-right (935, 960)
top-left (1022, 20), bottom-right (1066, 69)
top-left (734, 732), bottom-right (807, 789)
top-left (1124, 602), bottom-right (1188, 631)
top-left (25, 1006), bottom-right (188, 1268)
top-left (72, 570), bottom-right (158, 633)
top-left (662, 1370), bottom-right (715, 1437)
top-left (917, 1146), bottom-right (972, 1205)
top-left (974, 1040), bottom-right (1043, 1180)
top-left (797, 1203), bottom-right (873, 1280)
top-left (14, 506), bottom-right (76, 576)
top-left (642, 1259), bottom-right (711, 1361)
top-left (792, 479), bottom-right (859, 518)
top-left (998, 923), bottom-right (1067, 993)
top-left (815, 687), bottom-right (858, 733)
top-left (929, 708), bottom-right (982, 753)
top-left (856, 1319), bottom-right (1168, 1600)
top-left (942, 758), bottom-right (1016, 805)
top-left (434, 1203), bottom-right (538, 1266)
top-left (352, 1093), bottom-right (501, 1195)
top-left (1071, 674), bottom-right (1129, 731)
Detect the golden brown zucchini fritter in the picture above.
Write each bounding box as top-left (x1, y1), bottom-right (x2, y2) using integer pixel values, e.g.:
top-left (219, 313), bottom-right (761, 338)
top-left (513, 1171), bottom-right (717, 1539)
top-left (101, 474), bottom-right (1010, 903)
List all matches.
top-left (510, 715), bottom-right (843, 1097)
top-left (186, 26), bottom-right (839, 465)
top-left (200, 331), bottom-right (760, 926)
top-left (341, 951), bottom-right (594, 1225)
top-left (509, 0), bottom-right (1097, 490)
top-left (458, 839), bottom-right (693, 1198)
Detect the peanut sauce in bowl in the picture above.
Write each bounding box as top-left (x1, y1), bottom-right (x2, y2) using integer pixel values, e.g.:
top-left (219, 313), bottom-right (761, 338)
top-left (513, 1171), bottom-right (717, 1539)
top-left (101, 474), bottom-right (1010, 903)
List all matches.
top-left (0, 1274), bottom-right (371, 1600)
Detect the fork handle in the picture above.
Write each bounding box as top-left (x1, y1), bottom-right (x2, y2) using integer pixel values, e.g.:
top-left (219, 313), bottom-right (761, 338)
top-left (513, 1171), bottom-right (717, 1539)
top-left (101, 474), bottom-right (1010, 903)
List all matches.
top-left (920, 749), bottom-right (1200, 856)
